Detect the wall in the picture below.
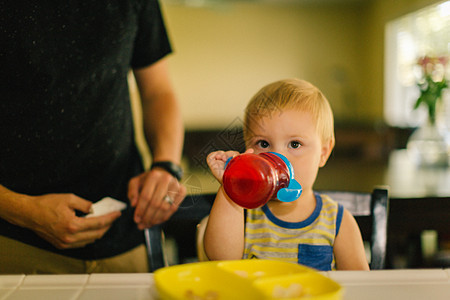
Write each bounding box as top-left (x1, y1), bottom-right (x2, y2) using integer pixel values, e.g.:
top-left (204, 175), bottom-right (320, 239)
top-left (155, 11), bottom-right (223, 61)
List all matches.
top-left (161, 1), bottom-right (368, 129)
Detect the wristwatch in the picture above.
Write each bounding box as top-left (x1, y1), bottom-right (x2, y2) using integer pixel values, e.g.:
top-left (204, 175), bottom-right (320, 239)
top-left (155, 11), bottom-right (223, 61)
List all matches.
top-left (151, 161), bottom-right (183, 181)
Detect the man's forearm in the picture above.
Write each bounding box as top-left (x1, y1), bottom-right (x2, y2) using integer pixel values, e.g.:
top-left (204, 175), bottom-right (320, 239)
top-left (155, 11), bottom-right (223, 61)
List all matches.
top-left (0, 185), bottom-right (33, 229)
top-left (133, 58), bottom-right (184, 165)
top-left (143, 92), bottom-right (184, 164)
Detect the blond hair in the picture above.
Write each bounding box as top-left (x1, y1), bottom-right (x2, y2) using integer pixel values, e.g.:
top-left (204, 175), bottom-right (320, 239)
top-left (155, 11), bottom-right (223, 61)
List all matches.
top-left (243, 78), bottom-right (335, 147)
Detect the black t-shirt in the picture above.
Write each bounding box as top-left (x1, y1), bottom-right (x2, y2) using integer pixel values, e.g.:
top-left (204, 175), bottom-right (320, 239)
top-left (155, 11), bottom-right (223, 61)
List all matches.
top-left (0, 0), bottom-right (172, 259)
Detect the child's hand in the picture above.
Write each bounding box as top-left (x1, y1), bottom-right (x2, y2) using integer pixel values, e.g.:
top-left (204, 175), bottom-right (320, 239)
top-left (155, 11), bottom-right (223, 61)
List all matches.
top-left (207, 150), bottom-right (239, 183)
top-left (206, 149), bottom-right (254, 183)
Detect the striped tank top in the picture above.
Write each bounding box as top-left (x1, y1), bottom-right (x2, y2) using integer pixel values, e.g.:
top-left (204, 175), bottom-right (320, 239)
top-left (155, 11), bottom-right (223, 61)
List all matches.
top-left (243, 193), bottom-right (344, 271)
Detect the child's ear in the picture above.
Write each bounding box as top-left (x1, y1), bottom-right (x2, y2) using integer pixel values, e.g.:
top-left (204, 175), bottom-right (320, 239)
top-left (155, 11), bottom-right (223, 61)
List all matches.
top-left (319, 138), bottom-right (334, 167)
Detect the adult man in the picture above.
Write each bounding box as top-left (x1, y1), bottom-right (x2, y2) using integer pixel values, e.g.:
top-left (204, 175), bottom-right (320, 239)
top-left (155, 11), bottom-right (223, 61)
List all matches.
top-left (0, 0), bottom-right (185, 273)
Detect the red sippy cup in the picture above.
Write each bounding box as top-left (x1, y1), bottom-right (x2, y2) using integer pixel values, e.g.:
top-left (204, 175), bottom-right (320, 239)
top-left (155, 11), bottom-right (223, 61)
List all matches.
top-left (222, 152), bottom-right (302, 209)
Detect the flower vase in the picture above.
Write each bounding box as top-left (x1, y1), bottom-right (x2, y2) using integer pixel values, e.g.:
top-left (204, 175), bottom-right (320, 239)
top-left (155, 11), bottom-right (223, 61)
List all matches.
top-left (407, 121), bottom-right (449, 167)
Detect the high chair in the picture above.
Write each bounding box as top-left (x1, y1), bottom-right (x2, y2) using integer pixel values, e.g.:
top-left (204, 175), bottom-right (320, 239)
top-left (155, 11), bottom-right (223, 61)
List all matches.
top-left (194, 188), bottom-right (389, 270)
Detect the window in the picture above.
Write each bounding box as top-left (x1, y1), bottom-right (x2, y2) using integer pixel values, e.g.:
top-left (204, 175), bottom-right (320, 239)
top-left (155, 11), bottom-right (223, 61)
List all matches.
top-left (384, 1), bottom-right (450, 129)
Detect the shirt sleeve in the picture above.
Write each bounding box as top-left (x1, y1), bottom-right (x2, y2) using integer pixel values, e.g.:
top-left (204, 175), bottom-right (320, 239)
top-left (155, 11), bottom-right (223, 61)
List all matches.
top-left (335, 203), bottom-right (344, 236)
top-left (131, 0), bottom-right (172, 68)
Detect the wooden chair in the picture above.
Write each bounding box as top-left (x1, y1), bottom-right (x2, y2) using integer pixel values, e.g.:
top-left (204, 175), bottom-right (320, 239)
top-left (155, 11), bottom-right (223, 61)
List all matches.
top-left (147, 188), bottom-right (389, 271)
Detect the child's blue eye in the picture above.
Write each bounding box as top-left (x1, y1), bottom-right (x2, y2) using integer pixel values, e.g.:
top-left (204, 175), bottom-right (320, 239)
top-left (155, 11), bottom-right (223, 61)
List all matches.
top-left (289, 141), bottom-right (301, 149)
top-left (257, 140), bottom-right (270, 148)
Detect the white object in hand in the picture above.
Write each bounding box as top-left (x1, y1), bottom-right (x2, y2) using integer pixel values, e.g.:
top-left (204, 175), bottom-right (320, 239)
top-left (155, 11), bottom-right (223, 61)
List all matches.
top-left (85, 197), bottom-right (127, 218)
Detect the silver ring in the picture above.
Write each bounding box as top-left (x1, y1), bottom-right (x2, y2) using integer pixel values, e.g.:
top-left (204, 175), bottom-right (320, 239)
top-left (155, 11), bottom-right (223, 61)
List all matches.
top-left (163, 195), bottom-right (174, 205)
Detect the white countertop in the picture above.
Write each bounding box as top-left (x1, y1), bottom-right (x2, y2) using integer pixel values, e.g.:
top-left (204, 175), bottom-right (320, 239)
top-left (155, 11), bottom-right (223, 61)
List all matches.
top-left (327, 269), bottom-right (450, 300)
top-left (0, 269), bottom-right (449, 300)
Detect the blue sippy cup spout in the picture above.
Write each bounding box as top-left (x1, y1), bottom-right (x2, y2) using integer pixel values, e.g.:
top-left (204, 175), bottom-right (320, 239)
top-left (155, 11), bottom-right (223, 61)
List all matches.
top-left (268, 152), bottom-right (303, 202)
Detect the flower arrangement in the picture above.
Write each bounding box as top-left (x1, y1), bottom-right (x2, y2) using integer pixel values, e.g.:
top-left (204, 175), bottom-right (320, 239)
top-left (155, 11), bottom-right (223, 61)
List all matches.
top-left (414, 55), bottom-right (449, 125)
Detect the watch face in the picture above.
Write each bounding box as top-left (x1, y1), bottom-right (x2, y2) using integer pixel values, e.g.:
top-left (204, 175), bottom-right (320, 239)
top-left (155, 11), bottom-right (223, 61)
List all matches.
top-left (171, 164), bottom-right (183, 178)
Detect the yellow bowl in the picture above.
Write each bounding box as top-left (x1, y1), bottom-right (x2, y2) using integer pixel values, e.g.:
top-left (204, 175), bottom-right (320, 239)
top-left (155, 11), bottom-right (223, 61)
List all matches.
top-left (217, 259), bottom-right (312, 280)
top-left (254, 272), bottom-right (343, 300)
top-left (154, 261), bottom-right (264, 300)
top-left (154, 260), bottom-right (342, 300)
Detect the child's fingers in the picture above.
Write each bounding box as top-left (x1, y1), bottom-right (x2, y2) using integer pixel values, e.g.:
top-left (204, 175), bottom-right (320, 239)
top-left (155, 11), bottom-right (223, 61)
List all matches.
top-left (208, 151), bottom-right (232, 163)
top-left (207, 150), bottom-right (242, 169)
top-left (223, 151), bottom-right (241, 160)
top-left (207, 151), bottom-right (223, 164)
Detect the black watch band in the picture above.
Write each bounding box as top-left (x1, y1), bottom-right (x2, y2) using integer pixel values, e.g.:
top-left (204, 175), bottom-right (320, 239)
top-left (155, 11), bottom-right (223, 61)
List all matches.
top-left (151, 161), bottom-right (183, 181)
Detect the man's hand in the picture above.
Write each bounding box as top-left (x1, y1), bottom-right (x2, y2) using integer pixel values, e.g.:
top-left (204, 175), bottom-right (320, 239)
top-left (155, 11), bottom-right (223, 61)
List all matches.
top-left (29, 193), bottom-right (121, 249)
top-left (128, 169), bottom-right (186, 230)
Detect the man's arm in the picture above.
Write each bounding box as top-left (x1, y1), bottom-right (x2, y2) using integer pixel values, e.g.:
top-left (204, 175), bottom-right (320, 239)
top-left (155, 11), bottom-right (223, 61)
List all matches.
top-left (0, 185), bottom-right (121, 249)
top-left (128, 57), bottom-right (186, 229)
top-left (134, 57), bottom-right (184, 164)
